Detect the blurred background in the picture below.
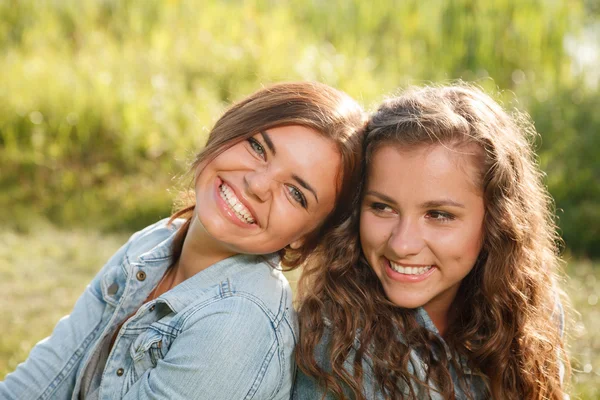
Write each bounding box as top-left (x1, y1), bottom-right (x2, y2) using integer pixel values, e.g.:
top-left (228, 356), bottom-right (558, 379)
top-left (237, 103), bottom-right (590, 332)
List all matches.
top-left (0, 0), bottom-right (598, 396)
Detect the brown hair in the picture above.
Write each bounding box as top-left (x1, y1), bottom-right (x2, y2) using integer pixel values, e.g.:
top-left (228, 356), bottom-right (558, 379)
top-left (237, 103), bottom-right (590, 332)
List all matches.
top-left (169, 81), bottom-right (366, 269)
top-left (296, 83), bottom-right (570, 399)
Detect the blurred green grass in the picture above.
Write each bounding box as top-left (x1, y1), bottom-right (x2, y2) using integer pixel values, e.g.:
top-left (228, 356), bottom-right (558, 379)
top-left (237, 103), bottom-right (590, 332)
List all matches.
top-left (1, 0), bottom-right (599, 255)
top-left (0, 227), bottom-right (598, 398)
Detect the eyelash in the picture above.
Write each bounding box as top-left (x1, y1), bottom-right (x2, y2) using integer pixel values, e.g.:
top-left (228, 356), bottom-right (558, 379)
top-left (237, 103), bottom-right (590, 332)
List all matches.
top-left (370, 202), bottom-right (395, 214)
top-left (247, 137), bottom-right (266, 160)
top-left (247, 137), bottom-right (308, 209)
top-left (425, 210), bottom-right (455, 222)
top-left (370, 203), bottom-right (455, 222)
top-left (287, 185), bottom-right (307, 208)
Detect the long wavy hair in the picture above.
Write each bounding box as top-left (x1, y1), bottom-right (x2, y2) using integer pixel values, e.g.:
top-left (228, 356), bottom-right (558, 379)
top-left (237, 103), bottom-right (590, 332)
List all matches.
top-left (169, 81), bottom-right (366, 269)
top-left (296, 84), bottom-right (570, 399)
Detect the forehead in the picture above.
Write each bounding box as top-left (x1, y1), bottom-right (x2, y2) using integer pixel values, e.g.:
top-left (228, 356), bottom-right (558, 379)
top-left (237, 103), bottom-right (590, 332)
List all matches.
top-left (267, 125), bottom-right (341, 192)
top-left (367, 143), bottom-right (483, 195)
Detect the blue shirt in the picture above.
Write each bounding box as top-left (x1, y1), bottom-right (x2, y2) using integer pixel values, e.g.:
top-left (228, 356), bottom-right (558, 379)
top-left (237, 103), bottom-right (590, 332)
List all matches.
top-left (1, 218), bottom-right (298, 400)
top-left (293, 308), bottom-right (488, 400)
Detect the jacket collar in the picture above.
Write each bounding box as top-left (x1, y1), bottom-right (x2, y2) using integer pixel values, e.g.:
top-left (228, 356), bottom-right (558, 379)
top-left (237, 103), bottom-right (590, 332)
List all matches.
top-left (131, 219), bottom-right (281, 313)
top-left (158, 252), bottom-right (280, 313)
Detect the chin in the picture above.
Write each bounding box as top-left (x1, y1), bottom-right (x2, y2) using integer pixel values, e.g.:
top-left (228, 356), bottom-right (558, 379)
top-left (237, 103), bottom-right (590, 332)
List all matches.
top-left (386, 292), bottom-right (425, 309)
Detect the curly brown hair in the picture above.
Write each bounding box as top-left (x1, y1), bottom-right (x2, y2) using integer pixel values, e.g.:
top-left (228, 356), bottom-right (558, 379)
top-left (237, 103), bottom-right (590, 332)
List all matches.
top-left (169, 81), bottom-right (366, 269)
top-left (296, 84), bottom-right (570, 399)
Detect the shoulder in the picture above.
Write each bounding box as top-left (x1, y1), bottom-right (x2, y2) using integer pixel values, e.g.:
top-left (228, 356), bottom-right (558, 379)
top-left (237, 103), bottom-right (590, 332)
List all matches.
top-left (225, 255), bottom-right (296, 324)
top-left (306, 319), bottom-right (430, 400)
top-left (167, 253), bottom-right (297, 337)
top-left (293, 322), bottom-right (366, 400)
top-left (310, 316), bottom-right (371, 372)
top-left (171, 280), bottom-right (297, 399)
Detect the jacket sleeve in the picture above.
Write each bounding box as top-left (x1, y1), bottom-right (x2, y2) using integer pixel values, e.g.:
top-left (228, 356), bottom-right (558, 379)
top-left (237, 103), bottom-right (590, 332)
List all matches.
top-left (122, 296), bottom-right (292, 400)
top-left (0, 235), bottom-right (133, 400)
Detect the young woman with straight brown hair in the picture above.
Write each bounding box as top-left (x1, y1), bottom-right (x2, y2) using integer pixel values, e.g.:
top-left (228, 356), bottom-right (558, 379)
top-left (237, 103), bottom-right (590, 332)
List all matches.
top-left (294, 84), bottom-right (569, 399)
top-left (1, 81), bottom-right (366, 400)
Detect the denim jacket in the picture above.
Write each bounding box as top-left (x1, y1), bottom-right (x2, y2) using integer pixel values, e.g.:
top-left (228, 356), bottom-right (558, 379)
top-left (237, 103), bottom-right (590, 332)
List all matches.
top-left (1, 218), bottom-right (298, 400)
top-left (294, 302), bottom-right (569, 400)
top-left (293, 308), bottom-right (488, 400)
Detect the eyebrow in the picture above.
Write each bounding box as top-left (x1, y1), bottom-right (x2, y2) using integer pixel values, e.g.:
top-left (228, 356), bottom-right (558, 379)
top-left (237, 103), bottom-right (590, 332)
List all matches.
top-left (420, 199), bottom-right (465, 209)
top-left (260, 131), bottom-right (276, 155)
top-left (293, 174), bottom-right (319, 203)
top-left (364, 190), bottom-right (397, 205)
top-left (365, 191), bottom-right (465, 209)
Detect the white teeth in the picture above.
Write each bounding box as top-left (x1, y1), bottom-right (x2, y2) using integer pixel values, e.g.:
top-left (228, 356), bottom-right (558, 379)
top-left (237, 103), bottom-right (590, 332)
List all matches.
top-left (219, 183), bottom-right (255, 224)
top-left (389, 262), bottom-right (433, 275)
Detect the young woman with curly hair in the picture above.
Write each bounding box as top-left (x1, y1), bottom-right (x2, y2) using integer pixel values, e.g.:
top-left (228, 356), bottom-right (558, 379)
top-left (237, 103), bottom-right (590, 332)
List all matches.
top-left (1, 82), bottom-right (366, 400)
top-left (293, 84), bottom-right (569, 399)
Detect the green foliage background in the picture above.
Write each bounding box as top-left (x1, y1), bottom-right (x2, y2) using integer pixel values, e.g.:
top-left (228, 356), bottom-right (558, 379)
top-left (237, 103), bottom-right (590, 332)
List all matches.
top-left (1, 0), bottom-right (599, 396)
top-left (1, 0), bottom-right (598, 256)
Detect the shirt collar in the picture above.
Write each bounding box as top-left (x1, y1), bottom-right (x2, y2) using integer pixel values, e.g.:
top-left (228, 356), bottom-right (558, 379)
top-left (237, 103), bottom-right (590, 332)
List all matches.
top-left (414, 307), bottom-right (472, 372)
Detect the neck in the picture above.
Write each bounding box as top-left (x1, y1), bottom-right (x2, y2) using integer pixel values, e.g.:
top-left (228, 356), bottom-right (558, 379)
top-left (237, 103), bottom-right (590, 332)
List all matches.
top-left (173, 215), bottom-right (237, 285)
top-left (423, 302), bottom-right (454, 338)
top-left (428, 311), bottom-right (448, 337)
top-left (423, 285), bottom-right (461, 337)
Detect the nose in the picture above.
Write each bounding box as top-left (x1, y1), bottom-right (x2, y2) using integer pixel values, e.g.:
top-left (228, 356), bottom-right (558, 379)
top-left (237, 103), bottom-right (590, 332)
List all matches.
top-left (244, 167), bottom-right (274, 202)
top-left (387, 217), bottom-right (425, 259)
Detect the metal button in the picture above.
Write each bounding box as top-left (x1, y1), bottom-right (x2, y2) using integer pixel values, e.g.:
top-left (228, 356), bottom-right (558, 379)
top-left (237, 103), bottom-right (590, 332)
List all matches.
top-left (136, 271), bottom-right (146, 281)
top-left (116, 368), bottom-right (124, 376)
top-left (149, 305), bottom-right (155, 312)
top-left (157, 340), bottom-right (162, 349)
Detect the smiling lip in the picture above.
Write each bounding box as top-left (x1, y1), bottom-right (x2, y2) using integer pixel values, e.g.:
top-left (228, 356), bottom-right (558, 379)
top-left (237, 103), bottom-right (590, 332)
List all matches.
top-left (384, 259), bottom-right (436, 283)
top-left (214, 177), bottom-right (260, 229)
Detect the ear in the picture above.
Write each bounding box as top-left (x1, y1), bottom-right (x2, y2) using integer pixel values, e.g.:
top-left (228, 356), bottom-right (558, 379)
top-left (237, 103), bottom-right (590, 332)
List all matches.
top-left (289, 239), bottom-right (304, 250)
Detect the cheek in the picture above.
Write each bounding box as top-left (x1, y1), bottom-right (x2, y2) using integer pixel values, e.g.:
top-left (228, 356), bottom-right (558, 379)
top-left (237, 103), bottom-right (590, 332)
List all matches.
top-left (194, 152), bottom-right (228, 188)
top-left (359, 213), bottom-right (387, 254)
top-left (446, 223), bottom-right (484, 269)
top-left (359, 213), bottom-right (373, 249)
top-left (272, 199), bottom-right (318, 240)
top-left (194, 161), bottom-right (208, 185)
top-left (203, 143), bottom-right (251, 172)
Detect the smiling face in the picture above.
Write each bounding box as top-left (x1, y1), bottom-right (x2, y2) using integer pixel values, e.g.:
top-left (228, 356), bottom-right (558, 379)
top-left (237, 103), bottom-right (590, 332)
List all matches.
top-left (194, 124), bottom-right (341, 257)
top-left (360, 143), bottom-right (485, 329)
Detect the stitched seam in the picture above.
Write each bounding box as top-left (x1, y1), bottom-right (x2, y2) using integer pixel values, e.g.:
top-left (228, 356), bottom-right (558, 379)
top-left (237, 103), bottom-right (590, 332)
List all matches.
top-left (243, 337), bottom-right (278, 400)
top-left (172, 294), bottom-right (284, 399)
top-left (38, 318), bottom-right (103, 400)
top-left (274, 320), bottom-right (286, 397)
top-left (175, 291), bottom-right (282, 333)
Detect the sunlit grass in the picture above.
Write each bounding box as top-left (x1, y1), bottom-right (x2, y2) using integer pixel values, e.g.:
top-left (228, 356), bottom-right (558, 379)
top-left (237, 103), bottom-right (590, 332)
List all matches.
top-left (564, 260), bottom-right (600, 398)
top-left (0, 227), bottom-right (128, 376)
top-left (1, 227), bottom-right (598, 398)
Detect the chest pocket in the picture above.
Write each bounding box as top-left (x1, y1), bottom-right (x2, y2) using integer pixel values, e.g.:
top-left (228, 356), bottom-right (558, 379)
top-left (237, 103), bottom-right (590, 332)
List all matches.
top-left (129, 327), bottom-right (170, 381)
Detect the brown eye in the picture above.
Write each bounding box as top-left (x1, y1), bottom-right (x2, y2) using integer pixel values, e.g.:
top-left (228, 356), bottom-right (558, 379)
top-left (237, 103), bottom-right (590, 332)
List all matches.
top-left (371, 202), bottom-right (395, 214)
top-left (426, 210), bottom-right (454, 222)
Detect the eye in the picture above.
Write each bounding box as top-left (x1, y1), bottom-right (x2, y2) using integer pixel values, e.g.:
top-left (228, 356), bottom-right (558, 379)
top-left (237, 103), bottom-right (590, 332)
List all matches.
top-left (247, 137), bottom-right (266, 160)
top-left (425, 210), bottom-right (455, 222)
top-left (286, 184), bottom-right (307, 208)
top-left (370, 202), bottom-right (396, 214)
